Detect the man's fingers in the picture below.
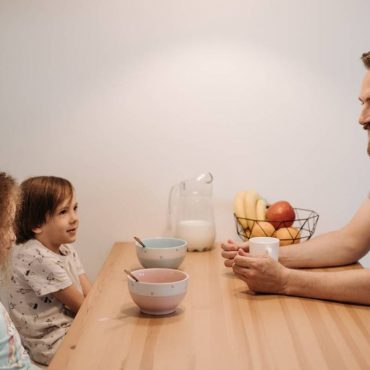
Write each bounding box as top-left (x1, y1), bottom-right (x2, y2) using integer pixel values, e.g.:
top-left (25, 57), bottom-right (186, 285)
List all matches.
top-left (237, 249), bottom-right (248, 256)
top-left (221, 251), bottom-right (237, 259)
top-left (224, 259), bottom-right (234, 268)
top-left (222, 246), bottom-right (239, 252)
top-left (240, 242), bottom-right (249, 250)
top-left (221, 243), bottom-right (239, 251)
top-left (233, 271), bottom-right (248, 283)
top-left (234, 254), bottom-right (257, 268)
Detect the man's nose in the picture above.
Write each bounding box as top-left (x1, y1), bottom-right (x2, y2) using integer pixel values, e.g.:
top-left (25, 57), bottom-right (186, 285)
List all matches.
top-left (359, 105), bottom-right (369, 126)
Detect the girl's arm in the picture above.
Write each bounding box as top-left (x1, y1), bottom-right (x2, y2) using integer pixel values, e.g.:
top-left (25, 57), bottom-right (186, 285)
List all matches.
top-left (53, 285), bottom-right (85, 314)
top-left (79, 273), bottom-right (92, 297)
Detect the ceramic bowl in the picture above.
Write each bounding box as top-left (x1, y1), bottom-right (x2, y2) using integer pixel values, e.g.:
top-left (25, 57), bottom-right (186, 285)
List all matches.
top-left (135, 237), bottom-right (187, 269)
top-left (127, 268), bottom-right (189, 315)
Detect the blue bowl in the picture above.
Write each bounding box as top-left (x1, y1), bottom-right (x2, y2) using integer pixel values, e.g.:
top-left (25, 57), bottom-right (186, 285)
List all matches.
top-left (135, 237), bottom-right (187, 269)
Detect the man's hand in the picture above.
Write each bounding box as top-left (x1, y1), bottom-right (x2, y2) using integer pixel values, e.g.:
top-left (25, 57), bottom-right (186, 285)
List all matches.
top-left (221, 239), bottom-right (249, 267)
top-left (232, 249), bottom-right (289, 294)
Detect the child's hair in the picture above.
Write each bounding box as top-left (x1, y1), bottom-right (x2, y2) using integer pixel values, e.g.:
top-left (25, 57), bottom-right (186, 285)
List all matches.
top-left (0, 172), bottom-right (18, 264)
top-left (15, 176), bottom-right (74, 244)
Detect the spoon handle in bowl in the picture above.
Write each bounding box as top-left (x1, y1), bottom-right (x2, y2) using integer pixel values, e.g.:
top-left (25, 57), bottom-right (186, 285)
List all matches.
top-left (133, 236), bottom-right (147, 248)
top-left (124, 269), bottom-right (139, 282)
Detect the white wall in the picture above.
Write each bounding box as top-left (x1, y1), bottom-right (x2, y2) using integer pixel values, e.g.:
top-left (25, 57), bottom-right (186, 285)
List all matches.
top-left (0, 0), bottom-right (369, 279)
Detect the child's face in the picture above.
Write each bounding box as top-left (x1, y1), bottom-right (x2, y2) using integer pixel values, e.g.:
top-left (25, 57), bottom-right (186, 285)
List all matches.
top-left (34, 192), bottom-right (79, 251)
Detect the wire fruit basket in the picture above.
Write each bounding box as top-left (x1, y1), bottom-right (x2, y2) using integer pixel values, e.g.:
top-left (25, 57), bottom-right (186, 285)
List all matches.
top-left (234, 208), bottom-right (319, 244)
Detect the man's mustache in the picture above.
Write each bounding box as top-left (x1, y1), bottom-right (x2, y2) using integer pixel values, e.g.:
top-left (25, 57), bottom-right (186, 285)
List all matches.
top-left (364, 122), bottom-right (370, 130)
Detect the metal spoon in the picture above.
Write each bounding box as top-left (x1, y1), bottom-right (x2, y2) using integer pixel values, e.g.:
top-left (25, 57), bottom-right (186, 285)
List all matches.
top-left (124, 269), bottom-right (139, 282)
top-left (133, 236), bottom-right (147, 248)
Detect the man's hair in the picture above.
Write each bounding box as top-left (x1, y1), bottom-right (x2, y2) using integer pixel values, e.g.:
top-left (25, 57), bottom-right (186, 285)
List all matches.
top-left (0, 172), bottom-right (18, 272)
top-left (15, 176), bottom-right (74, 244)
top-left (361, 51), bottom-right (370, 69)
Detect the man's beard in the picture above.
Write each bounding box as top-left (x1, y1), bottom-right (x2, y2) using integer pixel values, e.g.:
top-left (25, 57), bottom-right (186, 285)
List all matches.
top-left (364, 123), bottom-right (370, 156)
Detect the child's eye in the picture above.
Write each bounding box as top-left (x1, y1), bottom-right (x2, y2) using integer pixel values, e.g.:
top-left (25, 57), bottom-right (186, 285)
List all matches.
top-left (74, 204), bottom-right (78, 211)
top-left (59, 209), bottom-right (67, 215)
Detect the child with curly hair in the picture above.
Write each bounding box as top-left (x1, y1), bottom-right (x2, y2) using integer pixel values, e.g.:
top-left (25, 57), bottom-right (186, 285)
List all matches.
top-left (0, 172), bottom-right (40, 369)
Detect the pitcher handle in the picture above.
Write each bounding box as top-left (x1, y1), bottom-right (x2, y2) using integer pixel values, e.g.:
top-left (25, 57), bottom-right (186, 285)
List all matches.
top-left (196, 172), bottom-right (213, 184)
top-left (164, 183), bottom-right (180, 236)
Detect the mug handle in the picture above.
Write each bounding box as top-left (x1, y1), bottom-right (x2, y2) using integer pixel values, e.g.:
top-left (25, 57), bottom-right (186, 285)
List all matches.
top-left (266, 246), bottom-right (273, 257)
top-left (266, 246), bottom-right (278, 261)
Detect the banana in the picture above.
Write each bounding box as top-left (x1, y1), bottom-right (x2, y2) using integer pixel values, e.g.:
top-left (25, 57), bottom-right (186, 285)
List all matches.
top-left (234, 191), bottom-right (248, 229)
top-left (256, 198), bottom-right (267, 221)
top-left (244, 189), bottom-right (261, 230)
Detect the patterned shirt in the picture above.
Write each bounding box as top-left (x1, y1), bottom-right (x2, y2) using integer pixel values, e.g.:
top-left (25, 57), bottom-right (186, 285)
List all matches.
top-left (8, 239), bottom-right (85, 365)
top-left (0, 302), bottom-right (40, 369)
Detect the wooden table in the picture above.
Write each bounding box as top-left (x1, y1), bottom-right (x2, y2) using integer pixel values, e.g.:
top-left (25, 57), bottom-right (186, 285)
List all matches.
top-left (48, 242), bottom-right (370, 370)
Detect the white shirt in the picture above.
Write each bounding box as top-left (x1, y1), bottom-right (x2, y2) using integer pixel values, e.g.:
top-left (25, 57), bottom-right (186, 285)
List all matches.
top-left (8, 239), bottom-right (85, 365)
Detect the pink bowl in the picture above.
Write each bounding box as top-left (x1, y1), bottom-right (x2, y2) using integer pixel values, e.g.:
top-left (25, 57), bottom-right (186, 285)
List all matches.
top-left (127, 268), bottom-right (189, 315)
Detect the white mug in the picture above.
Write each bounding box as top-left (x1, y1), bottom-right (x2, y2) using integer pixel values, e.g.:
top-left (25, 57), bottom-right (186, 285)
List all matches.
top-left (249, 237), bottom-right (279, 261)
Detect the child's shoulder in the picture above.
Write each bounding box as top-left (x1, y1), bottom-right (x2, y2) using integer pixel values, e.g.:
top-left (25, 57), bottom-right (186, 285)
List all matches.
top-left (13, 239), bottom-right (58, 261)
top-left (59, 243), bottom-right (79, 256)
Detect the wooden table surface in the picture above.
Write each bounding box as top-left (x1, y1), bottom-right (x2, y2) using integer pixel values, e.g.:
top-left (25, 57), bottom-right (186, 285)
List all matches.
top-left (48, 242), bottom-right (370, 370)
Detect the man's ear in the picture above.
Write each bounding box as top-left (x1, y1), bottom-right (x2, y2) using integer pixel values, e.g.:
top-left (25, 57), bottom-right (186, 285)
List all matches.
top-left (32, 226), bottom-right (42, 235)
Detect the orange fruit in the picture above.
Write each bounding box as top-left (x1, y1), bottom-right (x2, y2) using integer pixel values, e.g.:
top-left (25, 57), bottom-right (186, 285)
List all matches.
top-left (274, 227), bottom-right (301, 246)
top-left (250, 221), bottom-right (275, 237)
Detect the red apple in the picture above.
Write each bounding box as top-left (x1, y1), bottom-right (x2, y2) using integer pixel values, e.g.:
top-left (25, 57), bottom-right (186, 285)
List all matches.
top-left (266, 201), bottom-right (295, 229)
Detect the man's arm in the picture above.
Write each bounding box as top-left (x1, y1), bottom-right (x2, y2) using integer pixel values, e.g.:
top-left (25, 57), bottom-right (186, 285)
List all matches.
top-left (279, 198), bottom-right (370, 268)
top-left (283, 267), bottom-right (370, 305)
top-left (233, 251), bottom-right (370, 305)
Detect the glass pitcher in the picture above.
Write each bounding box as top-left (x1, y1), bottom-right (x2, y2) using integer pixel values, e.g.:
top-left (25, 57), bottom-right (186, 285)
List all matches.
top-left (167, 172), bottom-right (216, 252)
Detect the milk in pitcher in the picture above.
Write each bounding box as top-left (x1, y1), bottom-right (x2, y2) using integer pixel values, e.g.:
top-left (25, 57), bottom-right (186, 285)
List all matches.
top-left (176, 219), bottom-right (215, 251)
